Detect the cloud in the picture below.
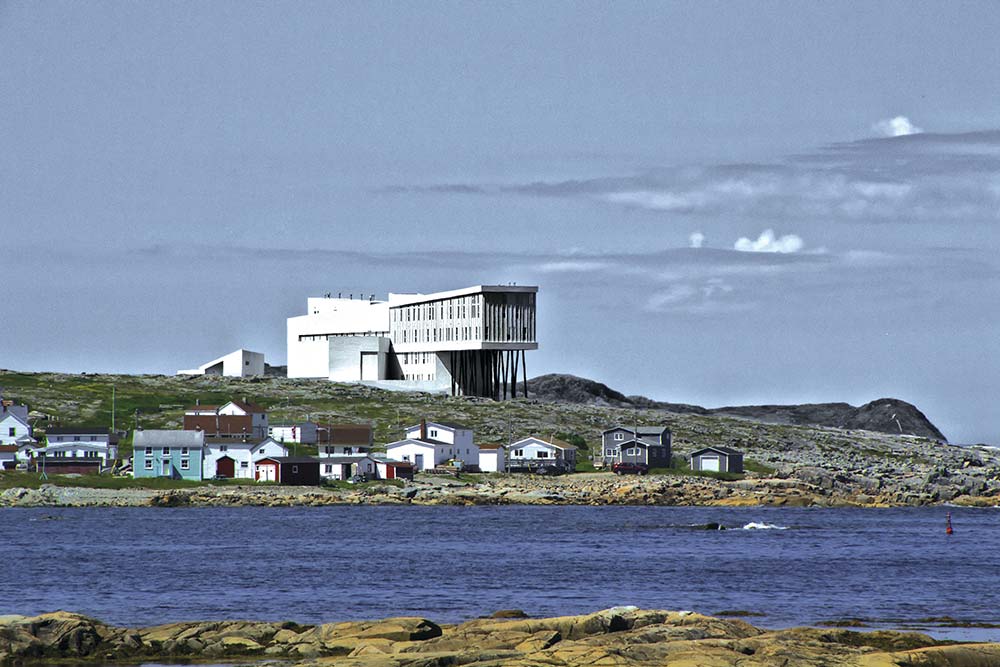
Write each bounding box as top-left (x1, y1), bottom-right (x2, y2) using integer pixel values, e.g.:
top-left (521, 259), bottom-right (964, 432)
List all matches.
top-left (688, 232), bottom-right (705, 249)
top-left (385, 127), bottom-right (1000, 223)
top-left (734, 229), bottom-right (804, 253)
top-left (873, 115), bottom-right (923, 137)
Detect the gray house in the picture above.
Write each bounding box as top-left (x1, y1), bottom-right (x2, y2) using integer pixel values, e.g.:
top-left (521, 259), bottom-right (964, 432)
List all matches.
top-left (689, 446), bottom-right (744, 473)
top-left (598, 426), bottom-right (671, 468)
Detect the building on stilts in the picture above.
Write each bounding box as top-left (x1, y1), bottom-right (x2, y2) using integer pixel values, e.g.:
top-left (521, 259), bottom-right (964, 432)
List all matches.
top-left (286, 285), bottom-right (537, 399)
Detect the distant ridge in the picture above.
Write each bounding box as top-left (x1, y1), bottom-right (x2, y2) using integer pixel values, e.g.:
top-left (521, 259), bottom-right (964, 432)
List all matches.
top-left (526, 374), bottom-right (947, 442)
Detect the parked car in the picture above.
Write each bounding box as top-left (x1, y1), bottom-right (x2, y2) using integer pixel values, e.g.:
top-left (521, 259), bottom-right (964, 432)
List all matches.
top-left (612, 462), bottom-right (648, 475)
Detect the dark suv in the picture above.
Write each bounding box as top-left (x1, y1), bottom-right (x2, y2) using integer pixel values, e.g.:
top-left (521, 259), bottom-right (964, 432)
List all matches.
top-left (612, 462), bottom-right (649, 475)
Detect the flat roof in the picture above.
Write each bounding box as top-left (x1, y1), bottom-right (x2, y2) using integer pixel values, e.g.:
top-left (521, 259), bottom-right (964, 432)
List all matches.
top-left (388, 285), bottom-right (537, 308)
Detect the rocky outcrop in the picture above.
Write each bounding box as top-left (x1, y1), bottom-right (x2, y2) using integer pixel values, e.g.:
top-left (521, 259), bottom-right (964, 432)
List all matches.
top-left (527, 374), bottom-right (947, 441)
top-left (2, 608), bottom-right (999, 667)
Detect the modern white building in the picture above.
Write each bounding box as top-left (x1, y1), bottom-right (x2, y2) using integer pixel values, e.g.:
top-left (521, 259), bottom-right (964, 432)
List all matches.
top-left (286, 285), bottom-right (538, 398)
top-left (203, 436), bottom-right (288, 479)
top-left (178, 349), bottom-right (265, 377)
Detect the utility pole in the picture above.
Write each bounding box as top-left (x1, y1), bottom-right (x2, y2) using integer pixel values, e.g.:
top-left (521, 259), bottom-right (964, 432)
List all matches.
top-left (111, 385), bottom-right (116, 433)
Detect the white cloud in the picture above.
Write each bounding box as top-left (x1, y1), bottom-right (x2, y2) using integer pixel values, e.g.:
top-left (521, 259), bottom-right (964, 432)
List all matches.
top-left (734, 229), bottom-right (804, 253)
top-left (688, 231), bottom-right (705, 248)
top-left (873, 115), bottom-right (923, 137)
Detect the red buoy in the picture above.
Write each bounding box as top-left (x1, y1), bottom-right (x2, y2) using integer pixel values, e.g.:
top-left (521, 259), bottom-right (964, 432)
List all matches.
top-left (946, 512), bottom-right (954, 535)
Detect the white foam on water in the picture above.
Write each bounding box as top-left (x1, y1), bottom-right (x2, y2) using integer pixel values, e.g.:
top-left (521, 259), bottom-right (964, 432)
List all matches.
top-left (742, 522), bottom-right (789, 530)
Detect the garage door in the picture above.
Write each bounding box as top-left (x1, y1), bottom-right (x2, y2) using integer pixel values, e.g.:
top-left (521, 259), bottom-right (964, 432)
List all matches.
top-left (701, 456), bottom-right (720, 472)
top-left (256, 464), bottom-right (277, 482)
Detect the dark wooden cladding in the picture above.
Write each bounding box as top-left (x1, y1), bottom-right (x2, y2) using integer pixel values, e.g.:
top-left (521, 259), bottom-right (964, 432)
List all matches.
top-left (449, 350), bottom-right (527, 400)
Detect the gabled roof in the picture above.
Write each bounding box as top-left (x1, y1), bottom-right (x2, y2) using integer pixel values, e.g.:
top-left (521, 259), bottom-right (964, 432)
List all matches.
top-left (510, 436), bottom-right (577, 451)
top-left (609, 437), bottom-right (665, 449)
top-left (224, 400), bottom-right (266, 414)
top-left (0, 413), bottom-right (30, 428)
top-left (690, 446), bottom-right (743, 456)
top-left (406, 421), bottom-right (470, 433)
top-left (323, 424), bottom-right (373, 445)
top-left (386, 437), bottom-right (447, 449)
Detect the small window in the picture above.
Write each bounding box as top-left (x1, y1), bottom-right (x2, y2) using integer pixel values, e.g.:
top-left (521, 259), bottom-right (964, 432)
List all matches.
top-left (162, 447), bottom-right (170, 455)
top-left (292, 465), bottom-right (299, 473)
top-left (324, 464), bottom-right (332, 473)
top-left (7, 427), bottom-right (14, 437)
top-left (220, 445), bottom-right (227, 452)
top-left (145, 447), bottom-right (152, 455)
top-left (181, 447), bottom-right (188, 455)
top-left (429, 429), bottom-right (438, 437)
top-left (144, 459), bottom-right (153, 470)
top-left (180, 459), bottom-right (189, 470)
top-left (614, 433), bottom-right (624, 441)
top-left (402, 455), bottom-right (410, 461)
top-left (241, 461), bottom-right (248, 468)
top-left (537, 451), bottom-right (548, 458)
top-left (74, 436), bottom-right (80, 442)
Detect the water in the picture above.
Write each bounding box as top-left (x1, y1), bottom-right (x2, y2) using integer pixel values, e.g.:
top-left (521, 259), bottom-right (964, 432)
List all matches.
top-left (2, 505), bottom-right (999, 641)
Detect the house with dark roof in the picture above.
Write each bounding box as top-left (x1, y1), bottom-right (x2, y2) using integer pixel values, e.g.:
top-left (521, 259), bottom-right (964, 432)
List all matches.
top-left (598, 425), bottom-right (672, 469)
top-left (689, 446), bottom-right (744, 473)
top-left (317, 423), bottom-right (374, 456)
top-left (253, 456), bottom-right (320, 485)
top-left (183, 400), bottom-right (268, 439)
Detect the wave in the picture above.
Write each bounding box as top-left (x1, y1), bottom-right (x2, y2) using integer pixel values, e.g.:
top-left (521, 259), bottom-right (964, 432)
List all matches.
top-left (742, 522), bottom-right (789, 530)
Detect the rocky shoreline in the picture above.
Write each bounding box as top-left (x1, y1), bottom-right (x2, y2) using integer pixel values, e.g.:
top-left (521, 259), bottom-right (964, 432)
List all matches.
top-left (2, 607), bottom-right (999, 667)
top-left (2, 468), bottom-right (999, 509)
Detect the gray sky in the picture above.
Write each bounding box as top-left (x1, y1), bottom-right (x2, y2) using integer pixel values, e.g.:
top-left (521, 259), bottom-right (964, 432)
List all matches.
top-left (3, 2), bottom-right (999, 444)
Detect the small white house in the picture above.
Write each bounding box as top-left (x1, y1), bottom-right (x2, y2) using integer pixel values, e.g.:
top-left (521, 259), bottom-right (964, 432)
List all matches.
top-left (385, 437), bottom-right (479, 471)
top-left (508, 436), bottom-right (577, 473)
top-left (404, 420), bottom-right (474, 449)
top-left (0, 413), bottom-right (33, 447)
top-left (269, 422), bottom-right (318, 445)
top-left (478, 444), bottom-right (507, 473)
top-left (318, 454), bottom-right (379, 481)
top-left (203, 436), bottom-right (288, 479)
top-left (177, 348), bottom-right (266, 377)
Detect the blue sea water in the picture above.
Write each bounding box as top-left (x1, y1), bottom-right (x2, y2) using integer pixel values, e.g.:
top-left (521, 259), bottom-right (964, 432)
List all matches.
top-left (2, 505), bottom-right (999, 641)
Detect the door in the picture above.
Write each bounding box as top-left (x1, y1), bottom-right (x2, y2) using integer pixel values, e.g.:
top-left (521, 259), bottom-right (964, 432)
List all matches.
top-left (414, 453), bottom-right (424, 470)
top-left (216, 456), bottom-right (235, 478)
top-left (161, 459), bottom-right (171, 476)
top-left (701, 456), bottom-right (720, 472)
top-left (360, 352), bottom-right (378, 380)
top-left (256, 463), bottom-right (277, 482)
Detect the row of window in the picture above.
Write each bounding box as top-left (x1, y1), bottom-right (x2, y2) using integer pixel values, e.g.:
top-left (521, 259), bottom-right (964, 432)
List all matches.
top-left (144, 458), bottom-right (191, 470)
top-left (392, 297), bottom-right (481, 323)
top-left (143, 446), bottom-right (190, 456)
top-left (398, 326), bottom-right (481, 344)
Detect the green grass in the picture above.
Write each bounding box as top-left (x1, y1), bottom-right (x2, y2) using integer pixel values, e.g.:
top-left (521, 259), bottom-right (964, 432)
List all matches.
top-left (0, 471), bottom-right (250, 491)
top-left (743, 459), bottom-right (776, 475)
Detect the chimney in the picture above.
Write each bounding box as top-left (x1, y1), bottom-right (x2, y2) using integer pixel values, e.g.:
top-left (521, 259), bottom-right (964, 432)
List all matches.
top-left (420, 419), bottom-right (427, 441)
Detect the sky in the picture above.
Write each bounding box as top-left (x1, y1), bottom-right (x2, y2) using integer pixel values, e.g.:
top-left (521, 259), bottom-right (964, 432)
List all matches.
top-left (2, 2), bottom-right (999, 444)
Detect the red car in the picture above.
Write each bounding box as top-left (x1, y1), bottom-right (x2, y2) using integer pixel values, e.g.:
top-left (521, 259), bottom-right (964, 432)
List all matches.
top-left (612, 462), bottom-right (649, 475)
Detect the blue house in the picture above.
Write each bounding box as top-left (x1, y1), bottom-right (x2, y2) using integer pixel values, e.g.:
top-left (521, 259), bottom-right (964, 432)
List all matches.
top-left (133, 430), bottom-right (205, 480)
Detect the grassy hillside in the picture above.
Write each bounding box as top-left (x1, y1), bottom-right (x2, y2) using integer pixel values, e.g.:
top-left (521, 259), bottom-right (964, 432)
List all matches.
top-left (0, 369), bottom-right (946, 474)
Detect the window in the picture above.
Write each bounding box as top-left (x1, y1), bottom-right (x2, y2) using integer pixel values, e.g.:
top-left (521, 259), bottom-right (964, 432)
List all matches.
top-left (7, 427), bottom-right (14, 437)
top-left (74, 436), bottom-right (80, 441)
top-left (180, 459), bottom-right (189, 470)
top-left (162, 447), bottom-right (170, 455)
top-left (605, 449), bottom-right (614, 456)
top-left (181, 447), bottom-right (188, 455)
top-left (514, 449), bottom-right (524, 457)
top-left (145, 446), bottom-right (152, 455)
top-left (292, 465), bottom-right (299, 473)
top-left (344, 447), bottom-right (353, 454)
top-left (220, 445), bottom-right (227, 452)
top-left (537, 451), bottom-right (548, 458)
top-left (614, 433), bottom-right (624, 441)
top-left (144, 459), bottom-right (153, 470)
top-left (325, 464), bottom-right (333, 473)
top-left (429, 429), bottom-right (438, 438)
top-left (241, 461), bottom-right (248, 468)
top-left (402, 455), bottom-right (410, 461)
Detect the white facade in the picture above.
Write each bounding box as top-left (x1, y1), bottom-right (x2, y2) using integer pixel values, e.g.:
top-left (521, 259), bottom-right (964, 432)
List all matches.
top-left (508, 437), bottom-right (577, 471)
top-left (285, 285), bottom-right (538, 398)
top-left (319, 444), bottom-right (371, 456)
top-left (478, 446), bottom-right (506, 473)
top-left (203, 437), bottom-right (288, 479)
top-left (403, 422), bottom-right (474, 449)
top-left (0, 414), bottom-right (32, 446)
top-left (318, 455), bottom-right (379, 481)
top-left (385, 439), bottom-right (451, 471)
top-left (178, 348), bottom-right (265, 377)
top-left (42, 429), bottom-right (118, 466)
top-left (269, 422), bottom-right (318, 445)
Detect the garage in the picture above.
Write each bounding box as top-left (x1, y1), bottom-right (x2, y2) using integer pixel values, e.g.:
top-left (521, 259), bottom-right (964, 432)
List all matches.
top-left (216, 456), bottom-right (235, 478)
top-left (255, 459), bottom-right (278, 482)
top-left (689, 446), bottom-right (744, 474)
